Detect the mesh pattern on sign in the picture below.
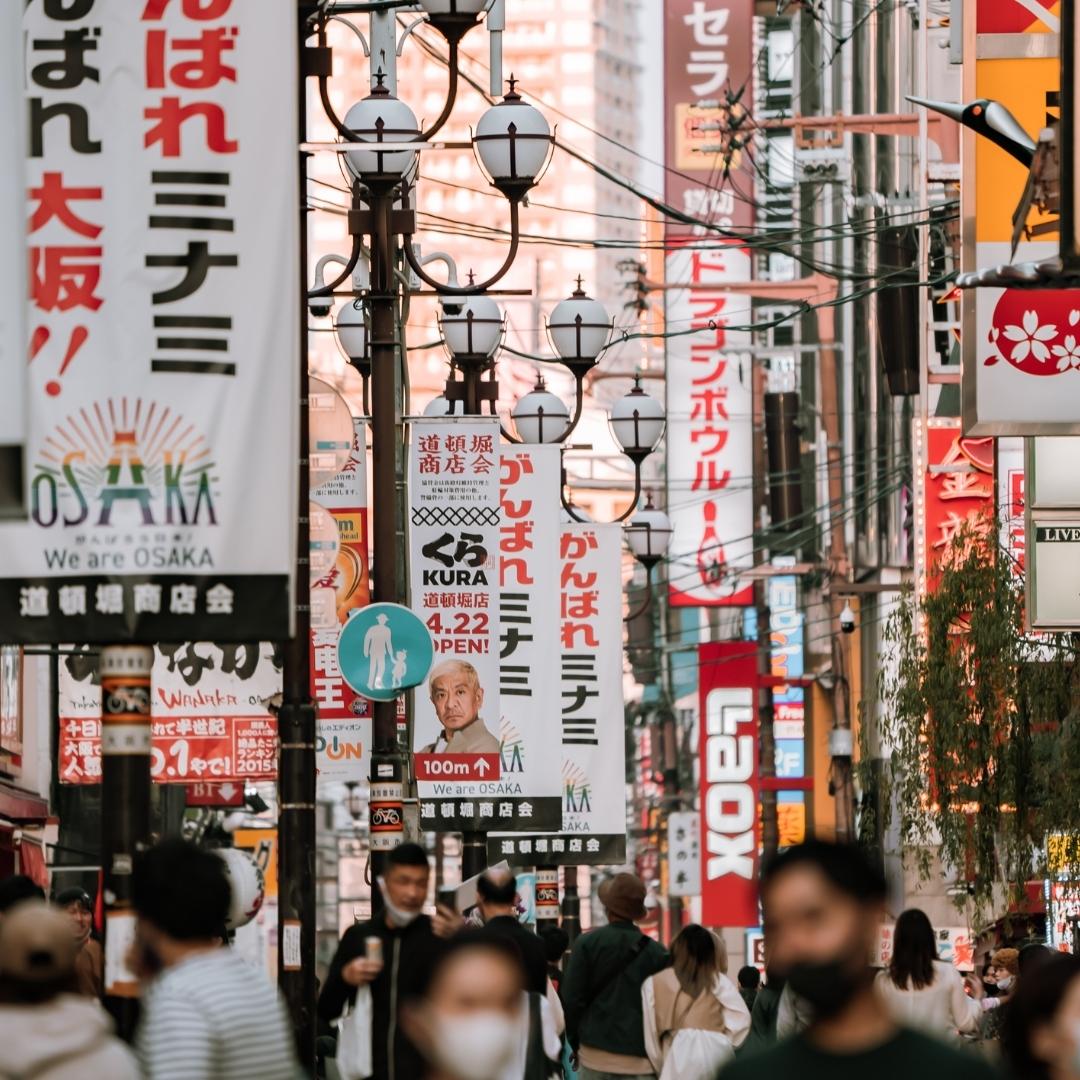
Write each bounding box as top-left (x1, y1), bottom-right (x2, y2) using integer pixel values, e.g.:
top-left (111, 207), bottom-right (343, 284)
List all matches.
top-left (410, 505), bottom-right (500, 527)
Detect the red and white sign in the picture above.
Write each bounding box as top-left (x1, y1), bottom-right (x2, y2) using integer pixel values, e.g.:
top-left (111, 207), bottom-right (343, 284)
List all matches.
top-left (664, 0), bottom-right (755, 607)
top-left (187, 780), bottom-right (244, 806)
top-left (999, 437), bottom-right (1025, 572)
top-left (414, 753), bottom-right (499, 782)
top-left (699, 641), bottom-right (759, 927)
top-left (58, 641), bottom-right (280, 784)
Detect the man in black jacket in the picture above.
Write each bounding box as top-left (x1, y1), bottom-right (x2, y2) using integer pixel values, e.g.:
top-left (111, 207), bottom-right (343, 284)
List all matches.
top-left (476, 868), bottom-right (548, 995)
top-left (318, 843), bottom-right (459, 1080)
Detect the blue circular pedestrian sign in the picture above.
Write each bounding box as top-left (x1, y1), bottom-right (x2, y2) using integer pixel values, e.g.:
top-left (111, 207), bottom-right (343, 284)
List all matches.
top-left (337, 603), bottom-right (435, 702)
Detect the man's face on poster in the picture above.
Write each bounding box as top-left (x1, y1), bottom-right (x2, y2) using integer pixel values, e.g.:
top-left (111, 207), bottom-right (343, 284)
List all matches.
top-left (430, 668), bottom-right (483, 733)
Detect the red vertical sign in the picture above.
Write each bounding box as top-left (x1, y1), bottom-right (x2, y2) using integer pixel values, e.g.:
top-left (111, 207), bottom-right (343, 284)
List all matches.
top-left (699, 642), bottom-right (759, 927)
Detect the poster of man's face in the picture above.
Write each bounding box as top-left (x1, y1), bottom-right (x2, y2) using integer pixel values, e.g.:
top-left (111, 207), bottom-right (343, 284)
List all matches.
top-left (429, 661), bottom-right (484, 734)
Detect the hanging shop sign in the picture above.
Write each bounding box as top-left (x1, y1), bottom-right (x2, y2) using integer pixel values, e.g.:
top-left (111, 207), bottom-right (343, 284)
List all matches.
top-left (962, 2), bottom-right (1067, 432)
top-left (1026, 519), bottom-right (1080, 629)
top-left (489, 524), bottom-right (627, 865)
top-left (418, 444), bottom-right (562, 833)
top-left (0, 1), bottom-right (299, 642)
top-left (999, 437), bottom-right (1026, 571)
top-left (664, 0), bottom-right (755, 607)
top-left (914, 420), bottom-right (996, 603)
top-left (769, 568), bottom-right (807, 846)
top-left (667, 811), bottom-right (701, 898)
top-left (1025, 437), bottom-right (1080, 509)
top-left (58, 642), bottom-right (280, 784)
top-left (311, 418), bottom-right (371, 785)
top-left (699, 641), bottom-right (759, 928)
top-left (409, 418), bottom-right (506, 811)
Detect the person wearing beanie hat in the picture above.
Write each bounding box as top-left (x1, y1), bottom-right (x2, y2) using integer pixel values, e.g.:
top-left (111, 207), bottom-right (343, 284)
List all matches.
top-left (54, 886), bottom-right (103, 999)
top-left (0, 901), bottom-right (138, 1080)
top-left (561, 871), bottom-right (669, 1078)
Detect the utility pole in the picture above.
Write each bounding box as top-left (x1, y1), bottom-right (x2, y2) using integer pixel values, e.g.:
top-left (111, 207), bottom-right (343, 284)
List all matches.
top-left (659, 702), bottom-right (684, 932)
top-left (100, 644), bottom-right (153, 1041)
top-left (561, 865), bottom-right (581, 942)
top-left (278, 7), bottom-right (317, 1064)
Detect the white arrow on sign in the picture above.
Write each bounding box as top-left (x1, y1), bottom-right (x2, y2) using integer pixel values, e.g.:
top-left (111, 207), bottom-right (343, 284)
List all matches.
top-left (475, 758), bottom-right (490, 777)
top-left (219, 782), bottom-right (238, 801)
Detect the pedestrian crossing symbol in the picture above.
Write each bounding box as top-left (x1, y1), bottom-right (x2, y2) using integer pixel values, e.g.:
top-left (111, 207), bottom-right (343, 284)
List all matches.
top-left (337, 602), bottom-right (435, 702)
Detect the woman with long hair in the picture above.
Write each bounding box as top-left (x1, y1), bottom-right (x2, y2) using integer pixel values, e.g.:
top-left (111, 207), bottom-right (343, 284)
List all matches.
top-left (874, 908), bottom-right (981, 1039)
top-left (642, 925), bottom-right (750, 1079)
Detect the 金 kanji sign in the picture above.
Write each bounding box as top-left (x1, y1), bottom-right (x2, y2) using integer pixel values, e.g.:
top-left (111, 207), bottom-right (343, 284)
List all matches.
top-left (1, 1), bottom-right (298, 642)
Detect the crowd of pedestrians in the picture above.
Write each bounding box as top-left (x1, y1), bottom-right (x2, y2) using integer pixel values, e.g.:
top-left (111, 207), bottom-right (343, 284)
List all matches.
top-left (4, 838), bottom-right (1080, 1079)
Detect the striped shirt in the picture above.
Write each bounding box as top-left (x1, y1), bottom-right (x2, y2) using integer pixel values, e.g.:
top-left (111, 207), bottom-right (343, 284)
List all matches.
top-left (136, 948), bottom-right (299, 1080)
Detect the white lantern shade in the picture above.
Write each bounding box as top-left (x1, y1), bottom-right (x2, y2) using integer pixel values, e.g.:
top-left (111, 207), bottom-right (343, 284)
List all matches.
top-left (610, 382), bottom-right (665, 457)
top-left (548, 290), bottom-right (611, 366)
top-left (335, 301), bottom-right (367, 361)
top-left (512, 384), bottom-right (570, 444)
top-left (626, 505), bottom-right (673, 563)
top-left (440, 294), bottom-right (504, 357)
top-left (560, 504), bottom-right (592, 524)
top-left (474, 96), bottom-right (551, 191)
top-left (423, 394), bottom-right (457, 417)
top-left (214, 847), bottom-right (266, 931)
top-left (343, 91), bottom-right (420, 179)
top-left (418, 0), bottom-right (487, 12)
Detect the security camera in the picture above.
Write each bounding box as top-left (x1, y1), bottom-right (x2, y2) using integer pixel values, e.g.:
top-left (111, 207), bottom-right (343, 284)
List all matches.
top-left (839, 600), bottom-right (856, 634)
top-left (309, 297), bottom-right (332, 319)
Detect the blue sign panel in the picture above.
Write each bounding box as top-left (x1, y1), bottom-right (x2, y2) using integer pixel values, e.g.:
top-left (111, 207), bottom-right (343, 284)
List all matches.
top-left (338, 602), bottom-right (435, 702)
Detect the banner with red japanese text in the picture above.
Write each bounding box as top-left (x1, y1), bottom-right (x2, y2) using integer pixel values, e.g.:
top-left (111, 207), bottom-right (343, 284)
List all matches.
top-left (999, 437), bottom-right (1025, 572)
top-left (490, 524), bottom-right (626, 866)
top-left (311, 418), bottom-right (371, 785)
top-left (0, 2), bottom-right (298, 642)
top-left (419, 443), bottom-right (561, 832)
top-left (914, 420), bottom-right (995, 602)
top-left (0, 1), bottom-right (26, 489)
top-left (699, 641), bottom-right (759, 927)
top-left (58, 642), bottom-right (279, 784)
top-left (664, 0), bottom-right (755, 606)
top-left (409, 418), bottom-right (504, 822)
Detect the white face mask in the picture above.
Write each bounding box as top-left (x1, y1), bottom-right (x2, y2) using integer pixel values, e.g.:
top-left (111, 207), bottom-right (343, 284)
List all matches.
top-left (431, 1010), bottom-right (520, 1080)
top-left (997, 975), bottom-right (1014, 992)
top-left (377, 876), bottom-right (420, 929)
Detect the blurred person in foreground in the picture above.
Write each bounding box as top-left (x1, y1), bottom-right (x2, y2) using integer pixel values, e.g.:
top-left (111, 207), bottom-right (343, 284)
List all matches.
top-left (874, 908), bottom-right (981, 1039)
top-left (540, 924), bottom-right (570, 994)
top-left (642, 924), bottom-right (750, 1078)
top-left (54, 886), bottom-right (103, 998)
top-left (561, 871), bottom-right (669, 1079)
top-left (132, 839), bottom-right (298, 1080)
top-left (1001, 951), bottom-right (1080, 1079)
top-left (0, 873), bottom-right (44, 915)
top-left (0, 900), bottom-right (137, 1079)
top-left (402, 932), bottom-right (561, 1080)
top-left (719, 841), bottom-right (998, 1080)
top-left (319, 841), bottom-right (462, 1079)
top-left (736, 965), bottom-right (760, 1014)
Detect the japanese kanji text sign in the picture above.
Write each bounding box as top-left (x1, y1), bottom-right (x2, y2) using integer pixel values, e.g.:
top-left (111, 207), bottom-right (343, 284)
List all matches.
top-left (664, 0), bottom-right (755, 605)
top-left (490, 523), bottom-right (626, 866)
top-left (2, 1), bottom-right (298, 641)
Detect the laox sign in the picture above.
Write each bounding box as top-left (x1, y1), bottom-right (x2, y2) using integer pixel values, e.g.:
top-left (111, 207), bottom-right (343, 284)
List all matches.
top-left (699, 643), bottom-right (760, 927)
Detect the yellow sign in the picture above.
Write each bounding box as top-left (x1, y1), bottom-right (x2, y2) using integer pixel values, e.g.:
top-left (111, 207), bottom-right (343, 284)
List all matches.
top-left (974, 57), bottom-right (1058, 243)
top-left (778, 800), bottom-right (807, 847)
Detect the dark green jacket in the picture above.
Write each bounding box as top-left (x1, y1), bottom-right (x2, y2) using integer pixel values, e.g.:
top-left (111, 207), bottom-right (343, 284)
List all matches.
top-left (560, 921), bottom-right (669, 1058)
top-left (738, 982), bottom-right (782, 1057)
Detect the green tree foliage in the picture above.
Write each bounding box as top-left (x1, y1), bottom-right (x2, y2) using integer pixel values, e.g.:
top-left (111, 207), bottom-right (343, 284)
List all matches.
top-left (864, 523), bottom-right (1080, 916)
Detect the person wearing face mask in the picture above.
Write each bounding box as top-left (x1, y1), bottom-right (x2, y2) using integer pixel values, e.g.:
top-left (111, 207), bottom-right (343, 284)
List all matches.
top-left (319, 842), bottom-right (462, 1080)
top-left (718, 841), bottom-right (999, 1080)
top-left (1001, 952), bottom-right (1080, 1079)
top-left (970, 947), bottom-right (1020, 1043)
top-left (874, 908), bottom-right (982, 1040)
top-left (404, 932), bottom-right (561, 1080)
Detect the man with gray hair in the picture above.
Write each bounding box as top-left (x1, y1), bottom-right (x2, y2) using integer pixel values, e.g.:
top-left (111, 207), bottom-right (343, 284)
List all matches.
top-left (420, 659), bottom-right (500, 753)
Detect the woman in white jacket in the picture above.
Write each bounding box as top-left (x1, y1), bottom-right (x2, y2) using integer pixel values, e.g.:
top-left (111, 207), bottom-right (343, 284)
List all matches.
top-left (642, 925), bottom-right (751, 1080)
top-left (874, 908), bottom-right (981, 1040)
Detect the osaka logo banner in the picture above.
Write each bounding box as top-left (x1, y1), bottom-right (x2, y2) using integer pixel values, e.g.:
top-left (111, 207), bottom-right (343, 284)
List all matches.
top-left (0, 1), bottom-right (299, 643)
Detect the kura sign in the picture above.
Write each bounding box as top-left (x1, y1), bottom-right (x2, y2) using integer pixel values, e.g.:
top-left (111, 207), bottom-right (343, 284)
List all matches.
top-left (699, 642), bottom-right (760, 926)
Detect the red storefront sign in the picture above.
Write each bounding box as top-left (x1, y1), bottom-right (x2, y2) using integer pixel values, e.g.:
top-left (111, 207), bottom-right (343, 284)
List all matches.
top-left (699, 641), bottom-right (759, 927)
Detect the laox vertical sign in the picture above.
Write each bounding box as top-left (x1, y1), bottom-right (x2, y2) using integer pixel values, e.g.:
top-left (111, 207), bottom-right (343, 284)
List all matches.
top-left (699, 642), bottom-right (759, 926)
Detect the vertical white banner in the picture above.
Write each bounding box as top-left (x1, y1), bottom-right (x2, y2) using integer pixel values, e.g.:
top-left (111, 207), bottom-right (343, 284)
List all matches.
top-left (665, 243), bottom-right (755, 607)
top-left (491, 523), bottom-right (626, 865)
top-left (0, 0), bottom-right (26, 499)
top-left (418, 442), bottom-right (561, 831)
top-left (410, 418), bottom-right (504, 824)
top-left (2, 1), bottom-right (298, 643)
